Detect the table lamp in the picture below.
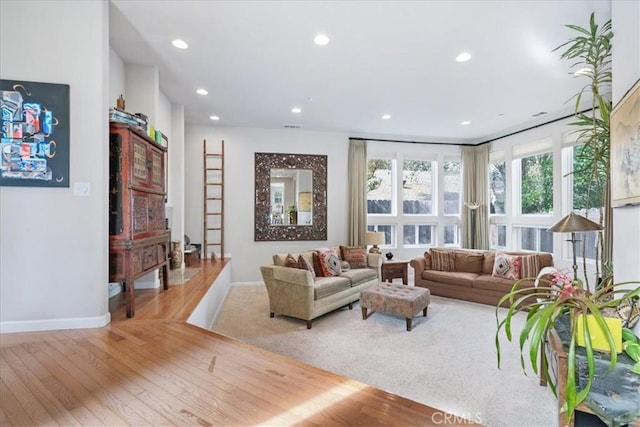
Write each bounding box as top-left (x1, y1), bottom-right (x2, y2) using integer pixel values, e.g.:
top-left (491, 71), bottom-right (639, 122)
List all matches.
top-left (548, 212), bottom-right (603, 282)
top-left (366, 231), bottom-right (385, 254)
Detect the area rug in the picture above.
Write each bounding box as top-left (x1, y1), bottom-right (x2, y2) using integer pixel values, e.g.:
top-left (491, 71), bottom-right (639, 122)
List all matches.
top-left (212, 284), bottom-right (558, 427)
top-left (168, 267), bottom-right (201, 285)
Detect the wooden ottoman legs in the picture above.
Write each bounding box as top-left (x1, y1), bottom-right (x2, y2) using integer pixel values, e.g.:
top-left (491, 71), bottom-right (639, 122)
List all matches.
top-left (406, 307), bottom-right (428, 331)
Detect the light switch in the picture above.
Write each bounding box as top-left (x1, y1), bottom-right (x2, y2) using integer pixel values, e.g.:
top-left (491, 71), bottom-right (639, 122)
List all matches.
top-left (73, 182), bottom-right (91, 197)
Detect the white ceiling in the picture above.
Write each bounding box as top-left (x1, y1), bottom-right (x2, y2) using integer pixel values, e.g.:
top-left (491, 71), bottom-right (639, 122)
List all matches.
top-left (109, 0), bottom-right (611, 144)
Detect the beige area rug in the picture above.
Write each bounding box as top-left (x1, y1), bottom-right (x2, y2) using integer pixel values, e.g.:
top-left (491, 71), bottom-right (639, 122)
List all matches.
top-left (212, 284), bottom-right (558, 427)
top-left (168, 267), bottom-right (201, 285)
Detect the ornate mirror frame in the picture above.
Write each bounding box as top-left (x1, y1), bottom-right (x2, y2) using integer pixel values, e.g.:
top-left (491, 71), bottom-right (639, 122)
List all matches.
top-left (255, 152), bottom-right (327, 241)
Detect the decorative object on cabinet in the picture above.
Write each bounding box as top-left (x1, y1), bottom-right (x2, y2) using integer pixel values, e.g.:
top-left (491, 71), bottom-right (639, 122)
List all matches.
top-left (109, 122), bottom-right (169, 318)
top-left (1, 79), bottom-right (70, 187)
top-left (254, 152), bottom-right (327, 241)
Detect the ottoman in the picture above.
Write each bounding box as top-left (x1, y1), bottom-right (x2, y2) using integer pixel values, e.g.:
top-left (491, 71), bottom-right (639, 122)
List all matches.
top-left (360, 282), bottom-right (431, 331)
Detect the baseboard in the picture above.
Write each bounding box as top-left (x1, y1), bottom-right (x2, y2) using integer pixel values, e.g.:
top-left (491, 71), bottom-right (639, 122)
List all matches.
top-left (0, 312), bottom-right (111, 334)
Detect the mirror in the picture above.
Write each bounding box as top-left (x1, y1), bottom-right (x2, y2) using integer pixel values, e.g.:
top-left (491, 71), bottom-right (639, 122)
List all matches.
top-left (255, 153), bottom-right (327, 241)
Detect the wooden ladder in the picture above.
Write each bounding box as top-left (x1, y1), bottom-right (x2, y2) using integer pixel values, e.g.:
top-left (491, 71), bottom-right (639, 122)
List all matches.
top-left (203, 139), bottom-right (224, 261)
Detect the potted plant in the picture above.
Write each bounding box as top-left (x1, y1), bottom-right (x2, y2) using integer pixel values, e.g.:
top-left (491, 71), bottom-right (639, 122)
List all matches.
top-left (553, 12), bottom-right (613, 290)
top-left (495, 270), bottom-right (640, 425)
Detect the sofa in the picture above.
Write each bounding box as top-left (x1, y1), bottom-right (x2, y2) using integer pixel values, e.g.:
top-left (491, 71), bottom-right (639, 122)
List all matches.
top-left (410, 248), bottom-right (554, 307)
top-left (260, 246), bottom-right (382, 328)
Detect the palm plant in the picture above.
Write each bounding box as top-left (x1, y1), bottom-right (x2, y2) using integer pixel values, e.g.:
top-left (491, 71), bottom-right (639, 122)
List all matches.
top-left (553, 12), bottom-right (613, 289)
top-left (495, 271), bottom-right (640, 425)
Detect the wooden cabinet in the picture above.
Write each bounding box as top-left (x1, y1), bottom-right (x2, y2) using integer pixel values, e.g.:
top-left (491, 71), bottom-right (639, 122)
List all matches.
top-left (381, 260), bottom-right (408, 285)
top-left (109, 122), bottom-right (169, 317)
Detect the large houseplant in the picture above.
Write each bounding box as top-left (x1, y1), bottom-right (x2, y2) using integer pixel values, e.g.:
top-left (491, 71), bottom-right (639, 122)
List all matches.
top-left (553, 12), bottom-right (613, 289)
top-left (495, 271), bottom-right (640, 425)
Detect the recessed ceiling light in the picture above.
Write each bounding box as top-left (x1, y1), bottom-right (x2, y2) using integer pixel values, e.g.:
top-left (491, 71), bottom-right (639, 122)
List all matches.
top-left (196, 89), bottom-right (208, 95)
top-left (209, 115), bottom-right (220, 121)
top-left (461, 120), bottom-right (471, 125)
top-left (456, 52), bottom-right (472, 62)
top-left (307, 97), bottom-right (314, 102)
top-left (314, 34), bottom-right (330, 46)
top-left (381, 114), bottom-right (391, 120)
top-left (172, 39), bottom-right (189, 49)
top-left (291, 107), bottom-right (301, 113)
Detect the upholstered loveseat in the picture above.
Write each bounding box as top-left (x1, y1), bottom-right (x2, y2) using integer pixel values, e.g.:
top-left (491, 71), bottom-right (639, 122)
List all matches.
top-left (260, 246), bottom-right (382, 328)
top-left (410, 248), bottom-right (554, 307)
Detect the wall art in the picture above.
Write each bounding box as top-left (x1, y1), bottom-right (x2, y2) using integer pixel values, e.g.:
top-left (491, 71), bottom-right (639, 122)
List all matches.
top-left (1, 79), bottom-right (70, 187)
top-left (611, 79), bottom-right (640, 207)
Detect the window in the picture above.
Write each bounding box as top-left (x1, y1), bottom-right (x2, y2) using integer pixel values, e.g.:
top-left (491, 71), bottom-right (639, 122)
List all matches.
top-left (517, 226), bottom-right (553, 253)
top-left (443, 161), bottom-right (461, 215)
top-left (403, 224), bottom-right (433, 246)
top-left (490, 161), bottom-right (506, 214)
top-left (443, 224), bottom-right (459, 245)
top-left (520, 152), bottom-right (553, 215)
top-left (490, 224), bottom-right (507, 248)
top-left (367, 224), bottom-right (394, 246)
top-left (402, 159), bottom-right (433, 215)
top-left (367, 159), bottom-right (394, 214)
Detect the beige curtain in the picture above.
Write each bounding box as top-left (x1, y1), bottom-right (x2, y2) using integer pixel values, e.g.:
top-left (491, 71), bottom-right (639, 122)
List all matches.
top-left (348, 139), bottom-right (367, 245)
top-left (462, 145), bottom-right (490, 249)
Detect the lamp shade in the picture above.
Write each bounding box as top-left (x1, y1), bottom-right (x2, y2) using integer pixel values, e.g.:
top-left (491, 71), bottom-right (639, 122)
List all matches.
top-left (548, 212), bottom-right (603, 233)
top-left (365, 231), bottom-right (385, 246)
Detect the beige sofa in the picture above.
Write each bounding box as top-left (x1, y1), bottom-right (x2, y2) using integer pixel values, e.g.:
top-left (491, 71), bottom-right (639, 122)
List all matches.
top-left (260, 249), bottom-right (382, 328)
top-left (410, 248), bottom-right (554, 307)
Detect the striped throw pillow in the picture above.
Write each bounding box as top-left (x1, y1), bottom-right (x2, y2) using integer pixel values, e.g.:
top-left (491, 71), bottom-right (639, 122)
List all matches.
top-left (520, 254), bottom-right (540, 279)
top-left (430, 248), bottom-right (455, 272)
top-left (340, 245), bottom-right (367, 269)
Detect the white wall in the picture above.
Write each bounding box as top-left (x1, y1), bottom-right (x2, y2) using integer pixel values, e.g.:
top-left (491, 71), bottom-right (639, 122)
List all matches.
top-left (185, 126), bottom-right (351, 282)
top-left (0, 0), bottom-right (110, 332)
top-left (109, 47), bottom-right (125, 108)
top-left (611, 0), bottom-right (640, 291)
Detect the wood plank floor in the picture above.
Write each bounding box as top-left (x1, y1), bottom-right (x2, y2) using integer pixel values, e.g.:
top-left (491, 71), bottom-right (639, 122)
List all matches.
top-left (1, 260), bottom-right (478, 426)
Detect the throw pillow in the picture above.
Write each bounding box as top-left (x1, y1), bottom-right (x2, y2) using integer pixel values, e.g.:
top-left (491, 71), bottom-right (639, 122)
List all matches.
top-left (609, 297), bottom-right (640, 328)
top-left (298, 254), bottom-right (316, 278)
top-left (284, 253), bottom-right (299, 269)
top-left (316, 248), bottom-right (342, 277)
top-left (340, 261), bottom-right (351, 271)
top-left (430, 248), bottom-right (455, 272)
top-left (492, 252), bottom-right (522, 280)
top-left (520, 254), bottom-right (541, 279)
top-left (340, 245), bottom-right (367, 269)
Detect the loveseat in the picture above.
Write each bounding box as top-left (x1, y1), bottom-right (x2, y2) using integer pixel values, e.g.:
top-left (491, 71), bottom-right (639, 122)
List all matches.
top-left (410, 248), bottom-right (554, 307)
top-left (260, 246), bottom-right (382, 328)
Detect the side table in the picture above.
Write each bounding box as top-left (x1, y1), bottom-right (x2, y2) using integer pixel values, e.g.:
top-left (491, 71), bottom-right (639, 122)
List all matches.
top-left (381, 260), bottom-right (408, 285)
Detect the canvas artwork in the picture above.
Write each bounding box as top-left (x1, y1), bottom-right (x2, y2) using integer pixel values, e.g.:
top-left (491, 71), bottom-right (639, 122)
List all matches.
top-left (0, 79), bottom-right (70, 187)
top-left (611, 80), bottom-right (640, 207)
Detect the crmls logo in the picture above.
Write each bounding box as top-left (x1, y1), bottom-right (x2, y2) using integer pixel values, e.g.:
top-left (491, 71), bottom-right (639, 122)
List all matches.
top-left (431, 412), bottom-right (482, 425)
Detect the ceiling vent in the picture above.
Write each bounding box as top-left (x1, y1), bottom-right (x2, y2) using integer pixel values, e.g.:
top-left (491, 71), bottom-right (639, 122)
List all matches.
top-left (532, 111), bottom-right (548, 117)
top-left (283, 124), bottom-right (302, 129)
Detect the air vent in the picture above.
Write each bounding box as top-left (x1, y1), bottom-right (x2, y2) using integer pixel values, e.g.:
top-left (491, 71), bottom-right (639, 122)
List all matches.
top-left (283, 124), bottom-right (302, 129)
top-left (532, 111), bottom-right (548, 117)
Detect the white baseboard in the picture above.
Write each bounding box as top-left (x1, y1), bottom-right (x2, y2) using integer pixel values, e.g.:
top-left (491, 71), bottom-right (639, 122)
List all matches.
top-left (0, 312), bottom-right (111, 334)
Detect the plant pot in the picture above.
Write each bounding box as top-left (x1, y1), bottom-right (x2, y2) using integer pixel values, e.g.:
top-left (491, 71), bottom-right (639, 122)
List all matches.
top-left (575, 313), bottom-right (622, 353)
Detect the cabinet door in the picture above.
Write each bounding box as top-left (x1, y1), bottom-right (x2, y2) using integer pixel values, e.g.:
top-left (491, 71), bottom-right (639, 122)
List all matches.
top-left (149, 145), bottom-right (165, 193)
top-left (130, 136), bottom-right (150, 188)
top-left (131, 190), bottom-right (166, 238)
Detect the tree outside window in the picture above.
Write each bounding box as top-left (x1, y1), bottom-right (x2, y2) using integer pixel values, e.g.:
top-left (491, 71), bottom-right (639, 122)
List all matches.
top-left (521, 153), bottom-right (553, 214)
top-left (402, 160), bottom-right (433, 214)
top-left (443, 161), bottom-right (461, 215)
top-left (490, 161), bottom-right (506, 214)
top-left (367, 159), bottom-right (393, 214)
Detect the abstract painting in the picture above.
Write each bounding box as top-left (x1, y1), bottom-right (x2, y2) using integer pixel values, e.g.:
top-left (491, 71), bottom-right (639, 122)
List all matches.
top-left (1, 79), bottom-right (70, 187)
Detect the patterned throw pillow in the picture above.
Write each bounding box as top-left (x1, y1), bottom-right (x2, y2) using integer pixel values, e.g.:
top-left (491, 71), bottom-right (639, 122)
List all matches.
top-left (316, 248), bottom-right (342, 277)
top-left (612, 297), bottom-right (640, 328)
top-left (284, 253), bottom-right (299, 269)
top-left (298, 254), bottom-right (316, 278)
top-left (340, 245), bottom-right (367, 269)
top-left (492, 252), bottom-right (522, 280)
top-left (430, 248), bottom-right (455, 272)
top-left (519, 254), bottom-right (540, 279)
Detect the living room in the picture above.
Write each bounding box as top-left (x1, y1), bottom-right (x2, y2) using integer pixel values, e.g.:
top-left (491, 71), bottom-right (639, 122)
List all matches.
top-left (1, 0), bottom-right (639, 425)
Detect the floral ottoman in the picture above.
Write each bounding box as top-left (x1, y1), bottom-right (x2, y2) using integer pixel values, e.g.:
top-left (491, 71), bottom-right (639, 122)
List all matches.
top-left (360, 282), bottom-right (430, 331)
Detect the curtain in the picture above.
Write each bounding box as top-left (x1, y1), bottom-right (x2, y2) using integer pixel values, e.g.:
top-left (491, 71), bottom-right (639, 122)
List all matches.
top-left (348, 139), bottom-right (367, 245)
top-left (462, 145), bottom-right (490, 250)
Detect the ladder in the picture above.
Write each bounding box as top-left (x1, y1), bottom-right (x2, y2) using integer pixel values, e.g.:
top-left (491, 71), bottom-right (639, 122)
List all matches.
top-left (203, 139), bottom-right (224, 261)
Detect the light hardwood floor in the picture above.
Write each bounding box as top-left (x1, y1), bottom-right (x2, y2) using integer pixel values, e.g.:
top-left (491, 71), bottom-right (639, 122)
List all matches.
top-left (1, 260), bottom-right (477, 426)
